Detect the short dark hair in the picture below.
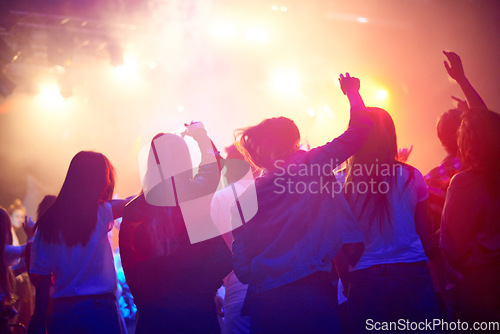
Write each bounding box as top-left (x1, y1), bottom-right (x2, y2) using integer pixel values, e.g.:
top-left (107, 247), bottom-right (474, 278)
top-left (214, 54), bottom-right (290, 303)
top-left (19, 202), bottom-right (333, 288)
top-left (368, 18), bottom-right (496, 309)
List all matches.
top-left (437, 109), bottom-right (463, 155)
top-left (458, 109), bottom-right (500, 180)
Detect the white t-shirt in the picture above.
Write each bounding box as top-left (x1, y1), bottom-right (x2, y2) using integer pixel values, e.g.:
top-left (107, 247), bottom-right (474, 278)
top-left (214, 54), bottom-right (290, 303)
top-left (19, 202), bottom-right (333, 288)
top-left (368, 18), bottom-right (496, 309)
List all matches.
top-left (30, 202), bottom-right (117, 298)
top-left (211, 180), bottom-right (253, 307)
top-left (349, 165), bottom-right (429, 271)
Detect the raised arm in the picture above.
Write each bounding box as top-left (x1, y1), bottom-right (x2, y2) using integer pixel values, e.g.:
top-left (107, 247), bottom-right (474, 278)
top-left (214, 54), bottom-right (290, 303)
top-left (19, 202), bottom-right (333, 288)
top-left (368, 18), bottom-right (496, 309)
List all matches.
top-left (176, 122), bottom-right (222, 201)
top-left (443, 51), bottom-right (487, 110)
top-left (308, 73), bottom-right (373, 166)
top-left (340, 72), bottom-right (366, 111)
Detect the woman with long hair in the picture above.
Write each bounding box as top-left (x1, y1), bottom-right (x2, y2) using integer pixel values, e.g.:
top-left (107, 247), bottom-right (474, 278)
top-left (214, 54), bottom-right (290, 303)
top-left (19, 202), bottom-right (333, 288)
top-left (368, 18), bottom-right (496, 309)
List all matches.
top-left (340, 107), bottom-right (439, 332)
top-left (28, 151), bottom-right (128, 334)
top-left (119, 122), bottom-right (232, 334)
top-left (441, 108), bottom-right (500, 326)
top-left (231, 73), bottom-right (370, 333)
top-left (0, 207), bottom-right (15, 333)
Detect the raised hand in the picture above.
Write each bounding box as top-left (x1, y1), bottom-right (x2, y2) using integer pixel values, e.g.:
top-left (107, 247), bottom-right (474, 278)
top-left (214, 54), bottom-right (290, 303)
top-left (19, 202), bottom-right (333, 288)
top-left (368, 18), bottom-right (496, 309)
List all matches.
top-left (339, 73), bottom-right (360, 95)
top-left (182, 121), bottom-right (207, 140)
top-left (443, 51), bottom-right (466, 82)
top-left (397, 145), bottom-right (413, 163)
top-left (23, 215), bottom-right (36, 241)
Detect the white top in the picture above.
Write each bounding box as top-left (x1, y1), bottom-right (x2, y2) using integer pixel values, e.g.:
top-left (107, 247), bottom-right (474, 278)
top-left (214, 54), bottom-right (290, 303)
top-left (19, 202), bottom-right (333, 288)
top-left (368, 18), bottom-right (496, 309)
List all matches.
top-left (349, 165), bottom-right (429, 271)
top-left (30, 202), bottom-right (117, 298)
top-left (211, 179), bottom-right (253, 307)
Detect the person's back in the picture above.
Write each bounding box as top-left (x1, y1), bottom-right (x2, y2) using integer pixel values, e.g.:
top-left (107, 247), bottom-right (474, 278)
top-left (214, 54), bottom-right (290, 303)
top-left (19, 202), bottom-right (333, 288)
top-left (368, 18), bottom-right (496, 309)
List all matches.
top-left (119, 124), bottom-right (232, 334)
top-left (441, 109), bottom-right (500, 326)
top-left (339, 107), bottom-right (439, 332)
top-left (349, 164), bottom-right (429, 271)
top-left (232, 73), bottom-right (369, 334)
top-left (120, 194), bottom-right (232, 334)
top-left (28, 151), bottom-right (127, 334)
top-left (442, 171), bottom-right (500, 271)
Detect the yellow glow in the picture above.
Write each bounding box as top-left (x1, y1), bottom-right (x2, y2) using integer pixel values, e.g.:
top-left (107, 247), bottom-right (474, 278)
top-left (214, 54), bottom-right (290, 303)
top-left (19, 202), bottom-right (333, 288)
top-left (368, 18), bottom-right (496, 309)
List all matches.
top-left (112, 52), bottom-right (138, 79)
top-left (37, 83), bottom-right (65, 106)
top-left (271, 68), bottom-right (300, 96)
top-left (245, 28), bottom-right (269, 42)
top-left (376, 89), bottom-right (388, 100)
top-left (211, 23), bottom-right (237, 39)
top-left (307, 108), bottom-right (316, 117)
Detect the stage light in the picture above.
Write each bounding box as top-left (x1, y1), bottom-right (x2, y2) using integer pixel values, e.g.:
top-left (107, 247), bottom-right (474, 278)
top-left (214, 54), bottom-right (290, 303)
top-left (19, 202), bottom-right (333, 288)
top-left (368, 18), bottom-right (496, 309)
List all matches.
top-left (271, 5), bottom-right (279, 11)
top-left (177, 105), bottom-right (184, 112)
top-left (271, 68), bottom-right (300, 96)
top-left (112, 52), bottom-right (138, 79)
top-left (307, 108), bottom-right (316, 117)
top-left (376, 89), bottom-right (388, 100)
top-left (323, 105), bottom-right (335, 119)
top-left (357, 17), bottom-right (368, 23)
top-left (280, 6), bottom-right (288, 12)
top-left (37, 83), bottom-right (65, 106)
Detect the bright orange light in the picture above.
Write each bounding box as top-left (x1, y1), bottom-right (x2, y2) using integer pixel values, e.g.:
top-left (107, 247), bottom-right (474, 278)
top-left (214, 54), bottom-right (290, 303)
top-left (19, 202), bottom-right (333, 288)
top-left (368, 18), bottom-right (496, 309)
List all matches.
top-left (376, 89), bottom-right (388, 100)
top-left (112, 52), bottom-right (138, 79)
top-left (37, 83), bottom-right (65, 105)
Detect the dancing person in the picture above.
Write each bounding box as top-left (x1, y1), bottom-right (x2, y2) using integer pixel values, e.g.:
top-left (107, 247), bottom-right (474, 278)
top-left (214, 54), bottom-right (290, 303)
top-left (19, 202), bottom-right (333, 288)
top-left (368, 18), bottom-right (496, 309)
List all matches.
top-left (120, 122), bottom-right (232, 334)
top-left (231, 73), bottom-right (370, 334)
top-left (426, 51), bottom-right (489, 321)
top-left (8, 200), bottom-right (27, 246)
top-left (0, 207), bottom-right (16, 334)
top-left (339, 106), bottom-right (440, 333)
top-left (441, 110), bottom-right (500, 328)
top-left (28, 151), bottom-right (129, 334)
top-left (210, 144), bottom-right (259, 334)
top-left (425, 51), bottom-right (486, 237)
top-left (7, 200), bottom-right (34, 332)
top-left (440, 51), bottom-right (500, 328)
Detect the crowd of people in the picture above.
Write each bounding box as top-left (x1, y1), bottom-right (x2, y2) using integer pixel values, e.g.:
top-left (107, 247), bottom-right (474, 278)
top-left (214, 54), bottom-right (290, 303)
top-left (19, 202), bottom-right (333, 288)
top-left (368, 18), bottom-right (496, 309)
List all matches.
top-left (0, 51), bottom-right (498, 334)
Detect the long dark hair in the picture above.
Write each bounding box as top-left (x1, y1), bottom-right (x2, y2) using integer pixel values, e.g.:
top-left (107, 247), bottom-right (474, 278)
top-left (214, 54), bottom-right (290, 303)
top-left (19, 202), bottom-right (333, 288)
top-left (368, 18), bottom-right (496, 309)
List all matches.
top-left (235, 117), bottom-right (300, 170)
top-left (458, 109), bottom-right (500, 196)
top-left (0, 207), bottom-right (13, 302)
top-left (144, 133), bottom-right (191, 257)
top-left (344, 107), bottom-right (413, 230)
top-left (35, 151), bottom-right (115, 247)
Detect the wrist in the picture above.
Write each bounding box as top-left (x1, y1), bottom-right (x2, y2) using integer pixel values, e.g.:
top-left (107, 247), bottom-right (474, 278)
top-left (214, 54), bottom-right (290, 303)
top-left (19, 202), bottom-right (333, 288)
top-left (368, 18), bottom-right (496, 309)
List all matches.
top-left (455, 75), bottom-right (469, 86)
